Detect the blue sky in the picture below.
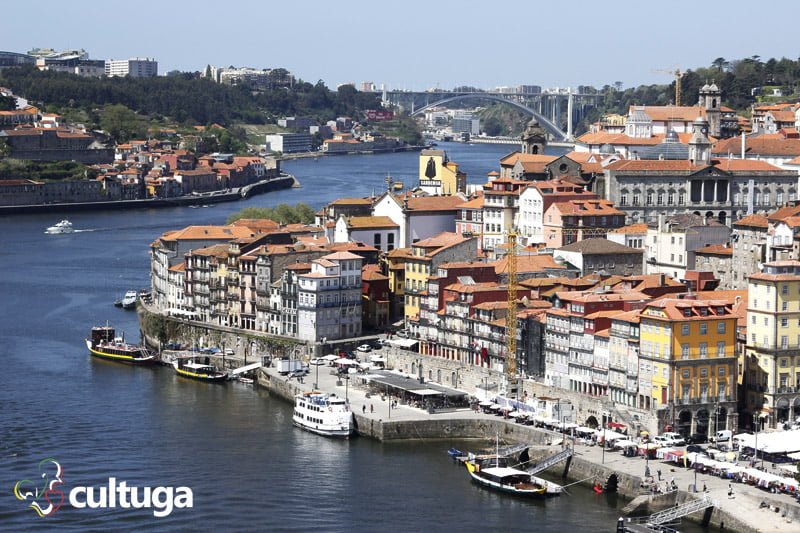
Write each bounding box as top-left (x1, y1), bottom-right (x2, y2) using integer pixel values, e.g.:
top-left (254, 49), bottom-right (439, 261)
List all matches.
top-left (5, 0), bottom-right (797, 91)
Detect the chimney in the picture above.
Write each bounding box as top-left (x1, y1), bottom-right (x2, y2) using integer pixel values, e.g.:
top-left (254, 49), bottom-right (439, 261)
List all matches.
top-left (659, 273), bottom-right (665, 286)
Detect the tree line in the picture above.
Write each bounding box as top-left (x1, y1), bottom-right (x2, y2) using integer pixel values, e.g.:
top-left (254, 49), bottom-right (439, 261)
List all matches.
top-left (0, 66), bottom-right (383, 128)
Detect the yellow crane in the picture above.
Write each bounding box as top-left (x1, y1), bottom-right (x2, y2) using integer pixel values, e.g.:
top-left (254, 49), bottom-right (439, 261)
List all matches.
top-left (505, 230), bottom-right (518, 400)
top-left (654, 68), bottom-right (683, 106)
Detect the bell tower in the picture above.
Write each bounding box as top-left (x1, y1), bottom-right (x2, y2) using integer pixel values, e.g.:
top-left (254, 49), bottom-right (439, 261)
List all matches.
top-left (521, 118), bottom-right (546, 155)
top-left (699, 83), bottom-right (721, 138)
top-left (688, 117), bottom-right (712, 165)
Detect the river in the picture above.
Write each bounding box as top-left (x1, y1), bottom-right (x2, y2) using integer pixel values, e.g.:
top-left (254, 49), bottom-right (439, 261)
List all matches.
top-left (0, 142), bottom-right (709, 531)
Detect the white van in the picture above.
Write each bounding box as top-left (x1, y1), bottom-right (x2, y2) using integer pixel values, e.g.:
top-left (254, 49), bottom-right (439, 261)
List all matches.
top-left (715, 430), bottom-right (732, 443)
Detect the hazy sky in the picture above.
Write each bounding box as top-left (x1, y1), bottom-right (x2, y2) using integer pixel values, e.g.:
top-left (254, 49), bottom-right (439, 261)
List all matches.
top-left (5, 0), bottom-right (797, 91)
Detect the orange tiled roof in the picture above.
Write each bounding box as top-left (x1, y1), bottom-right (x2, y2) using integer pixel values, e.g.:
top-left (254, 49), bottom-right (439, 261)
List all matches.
top-left (733, 213), bottom-right (769, 228)
top-left (713, 135), bottom-right (800, 157)
top-left (695, 243), bottom-right (732, 256)
top-left (347, 216), bottom-right (398, 229)
top-left (610, 223), bottom-right (649, 234)
top-left (768, 205), bottom-right (800, 222)
top-left (158, 225), bottom-right (254, 242)
top-left (550, 199), bottom-right (623, 216)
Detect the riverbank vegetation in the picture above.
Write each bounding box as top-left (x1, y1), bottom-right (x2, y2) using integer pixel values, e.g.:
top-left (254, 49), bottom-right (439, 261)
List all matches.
top-left (0, 159), bottom-right (92, 181)
top-left (227, 203), bottom-right (316, 225)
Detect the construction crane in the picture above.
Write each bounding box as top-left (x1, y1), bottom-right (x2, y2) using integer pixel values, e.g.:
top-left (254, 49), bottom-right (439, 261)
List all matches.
top-left (505, 229), bottom-right (518, 400)
top-left (654, 68), bottom-right (683, 106)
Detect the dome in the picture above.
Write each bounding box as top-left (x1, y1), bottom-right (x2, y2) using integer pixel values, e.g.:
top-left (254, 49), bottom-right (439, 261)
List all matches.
top-left (628, 107), bottom-right (652, 124)
top-left (664, 129), bottom-right (680, 143)
top-left (693, 116), bottom-right (709, 125)
top-left (599, 143), bottom-right (616, 155)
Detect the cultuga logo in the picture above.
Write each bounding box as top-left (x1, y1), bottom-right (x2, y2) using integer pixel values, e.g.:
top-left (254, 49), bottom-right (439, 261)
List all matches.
top-left (14, 459), bottom-right (193, 518)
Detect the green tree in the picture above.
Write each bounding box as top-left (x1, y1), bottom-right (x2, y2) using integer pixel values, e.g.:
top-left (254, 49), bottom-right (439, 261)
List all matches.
top-left (226, 203), bottom-right (315, 224)
top-left (100, 104), bottom-right (147, 142)
top-left (0, 95), bottom-right (15, 111)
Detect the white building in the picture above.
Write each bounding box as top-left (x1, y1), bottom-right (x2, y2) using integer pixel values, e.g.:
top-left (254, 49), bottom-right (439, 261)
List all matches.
top-left (334, 215), bottom-right (399, 252)
top-left (645, 214), bottom-right (731, 280)
top-left (517, 180), bottom-right (599, 246)
top-left (372, 192), bottom-right (465, 248)
top-left (105, 57), bottom-right (158, 78)
top-left (297, 252), bottom-right (363, 342)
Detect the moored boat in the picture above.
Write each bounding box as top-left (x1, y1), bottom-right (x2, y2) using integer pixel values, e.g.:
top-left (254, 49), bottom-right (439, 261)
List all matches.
top-left (120, 290), bottom-right (137, 310)
top-left (45, 220), bottom-right (75, 234)
top-left (86, 326), bottom-right (156, 365)
top-left (173, 357), bottom-right (228, 382)
top-left (463, 436), bottom-right (562, 498)
top-left (292, 391), bottom-right (354, 438)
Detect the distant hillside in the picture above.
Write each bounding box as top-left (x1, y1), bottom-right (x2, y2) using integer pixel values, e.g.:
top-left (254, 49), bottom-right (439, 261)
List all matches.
top-left (0, 66), bottom-right (384, 127)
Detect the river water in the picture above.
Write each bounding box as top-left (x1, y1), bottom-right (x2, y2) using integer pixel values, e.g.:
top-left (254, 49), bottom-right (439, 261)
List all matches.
top-left (0, 142), bottom-right (708, 531)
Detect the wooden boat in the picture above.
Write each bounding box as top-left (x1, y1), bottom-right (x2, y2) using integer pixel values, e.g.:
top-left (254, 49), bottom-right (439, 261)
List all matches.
top-left (173, 357), bottom-right (228, 382)
top-left (86, 326), bottom-right (156, 365)
top-left (463, 436), bottom-right (562, 498)
top-left (292, 391), bottom-right (353, 438)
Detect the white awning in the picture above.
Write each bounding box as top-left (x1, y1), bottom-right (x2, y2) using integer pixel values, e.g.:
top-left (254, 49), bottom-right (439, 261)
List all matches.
top-left (335, 358), bottom-right (358, 365)
top-left (410, 388), bottom-right (443, 396)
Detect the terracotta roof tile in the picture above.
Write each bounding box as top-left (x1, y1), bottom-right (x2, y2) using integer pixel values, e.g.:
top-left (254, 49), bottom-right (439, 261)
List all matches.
top-left (695, 243), bottom-right (733, 256)
top-left (610, 223), bottom-right (649, 234)
top-left (732, 213), bottom-right (769, 228)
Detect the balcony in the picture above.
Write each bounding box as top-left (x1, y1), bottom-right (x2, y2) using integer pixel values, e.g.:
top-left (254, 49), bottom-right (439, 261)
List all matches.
top-left (749, 342), bottom-right (800, 353)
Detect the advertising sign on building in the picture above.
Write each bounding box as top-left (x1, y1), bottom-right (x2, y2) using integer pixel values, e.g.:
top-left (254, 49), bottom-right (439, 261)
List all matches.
top-left (366, 110), bottom-right (394, 121)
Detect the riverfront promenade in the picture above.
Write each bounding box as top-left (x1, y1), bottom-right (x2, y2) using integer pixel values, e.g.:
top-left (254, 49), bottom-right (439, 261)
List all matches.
top-left (257, 357), bottom-right (799, 532)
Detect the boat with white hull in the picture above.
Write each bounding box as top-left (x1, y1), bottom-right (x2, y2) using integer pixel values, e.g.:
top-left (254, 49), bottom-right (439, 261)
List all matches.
top-left (45, 220), bottom-right (75, 234)
top-left (293, 391), bottom-right (354, 438)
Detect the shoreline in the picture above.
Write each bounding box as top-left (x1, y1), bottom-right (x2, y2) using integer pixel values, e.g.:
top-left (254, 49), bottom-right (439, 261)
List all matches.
top-left (0, 174), bottom-right (296, 216)
top-left (278, 144), bottom-right (428, 161)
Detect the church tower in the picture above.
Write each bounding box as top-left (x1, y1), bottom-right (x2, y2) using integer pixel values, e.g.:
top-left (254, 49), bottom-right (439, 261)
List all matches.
top-left (699, 83), bottom-right (721, 138)
top-left (688, 117), bottom-right (712, 165)
top-left (521, 118), bottom-right (546, 155)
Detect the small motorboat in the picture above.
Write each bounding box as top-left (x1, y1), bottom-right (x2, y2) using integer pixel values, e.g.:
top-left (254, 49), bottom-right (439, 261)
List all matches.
top-left (45, 220), bottom-right (75, 234)
top-left (120, 290), bottom-right (137, 310)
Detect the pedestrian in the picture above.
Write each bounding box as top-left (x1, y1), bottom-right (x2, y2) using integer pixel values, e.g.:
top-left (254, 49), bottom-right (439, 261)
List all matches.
top-left (362, 405), bottom-right (366, 414)
top-left (370, 404), bottom-right (374, 413)
top-left (728, 484), bottom-right (734, 498)
top-left (657, 469), bottom-right (662, 481)
top-left (703, 482), bottom-right (707, 492)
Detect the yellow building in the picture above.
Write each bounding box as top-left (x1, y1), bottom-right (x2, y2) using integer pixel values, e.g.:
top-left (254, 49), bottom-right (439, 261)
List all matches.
top-left (418, 149), bottom-right (466, 195)
top-left (385, 247), bottom-right (411, 323)
top-left (402, 233), bottom-right (477, 324)
top-left (746, 260), bottom-right (800, 429)
top-left (639, 298), bottom-right (737, 437)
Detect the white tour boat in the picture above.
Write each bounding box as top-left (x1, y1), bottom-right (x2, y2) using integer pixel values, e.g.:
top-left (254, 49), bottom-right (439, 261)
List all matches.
top-left (120, 290), bottom-right (138, 310)
top-left (293, 391), bottom-right (354, 438)
top-left (45, 220), bottom-right (75, 234)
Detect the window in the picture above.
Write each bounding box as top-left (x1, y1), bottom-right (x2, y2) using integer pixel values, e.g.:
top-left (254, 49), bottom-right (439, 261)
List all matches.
top-left (782, 318), bottom-right (789, 328)
top-left (782, 336), bottom-right (789, 349)
top-left (646, 193), bottom-right (653, 205)
top-left (682, 369), bottom-right (690, 378)
top-left (668, 193), bottom-right (674, 205)
top-left (783, 284), bottom-right (789, 295)
top-left (717, 341), bottom-right (726, 357)
top-left (699, 342), bottom-right (708, 358)
top-left (699, 323), bottom-right (708, 335)
top-left (681, 344), bottom-right (689, 359)
top-left (620, 194), bottom-right (628, 206)
top-left (783, 302), bottom-right (788, 311)
top-left (373, 233), bottom-right (382, 248)
top-left (681, 324), bottom-right (690, 336)
top-left (700, 368), bottom-right (708, 378)
top-left (751, 315), bottom-right (756, 325)
top-left (678, 193), bottom-right (685, 205)
top-left (671, 236), bottom-right (676, 244)
top-left (633, 194), bottom-right (640, 206)
top-left (657, 193), bottom-right (664, 205)
top-left (719, 367), bottom-right (725, 377)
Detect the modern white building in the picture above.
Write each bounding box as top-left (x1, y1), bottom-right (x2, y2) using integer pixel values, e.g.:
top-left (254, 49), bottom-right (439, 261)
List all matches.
top-left (296, 251), bottom-right (363, 342)
top-left (105, 57), bottom-right (158, 78)
top-left (265, 133), bottom-right (313, 154)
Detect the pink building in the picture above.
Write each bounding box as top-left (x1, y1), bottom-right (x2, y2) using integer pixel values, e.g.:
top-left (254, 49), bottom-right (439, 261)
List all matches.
top-left (543, 199), bottom-right (625, 248)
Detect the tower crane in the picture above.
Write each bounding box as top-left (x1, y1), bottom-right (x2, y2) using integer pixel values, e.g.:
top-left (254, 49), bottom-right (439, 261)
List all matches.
top-left (653, 68), bottom-right (683, 106)
top-left (505, 229), bottom-right (518, 400)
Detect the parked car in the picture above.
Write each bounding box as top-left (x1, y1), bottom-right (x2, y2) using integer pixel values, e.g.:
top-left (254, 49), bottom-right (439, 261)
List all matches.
top-left (685, 433), bottom-right (708, 444)
top-left (309, 358), bottom-right (325, 366)
top-left (654, 433), bottom-right (685, 446)
top-left (686, 444), bottom-right (708, 455)
top-left (396, 330), bottom-right (409, 338)
top-left (357, 344), bottom-right (372, 353)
